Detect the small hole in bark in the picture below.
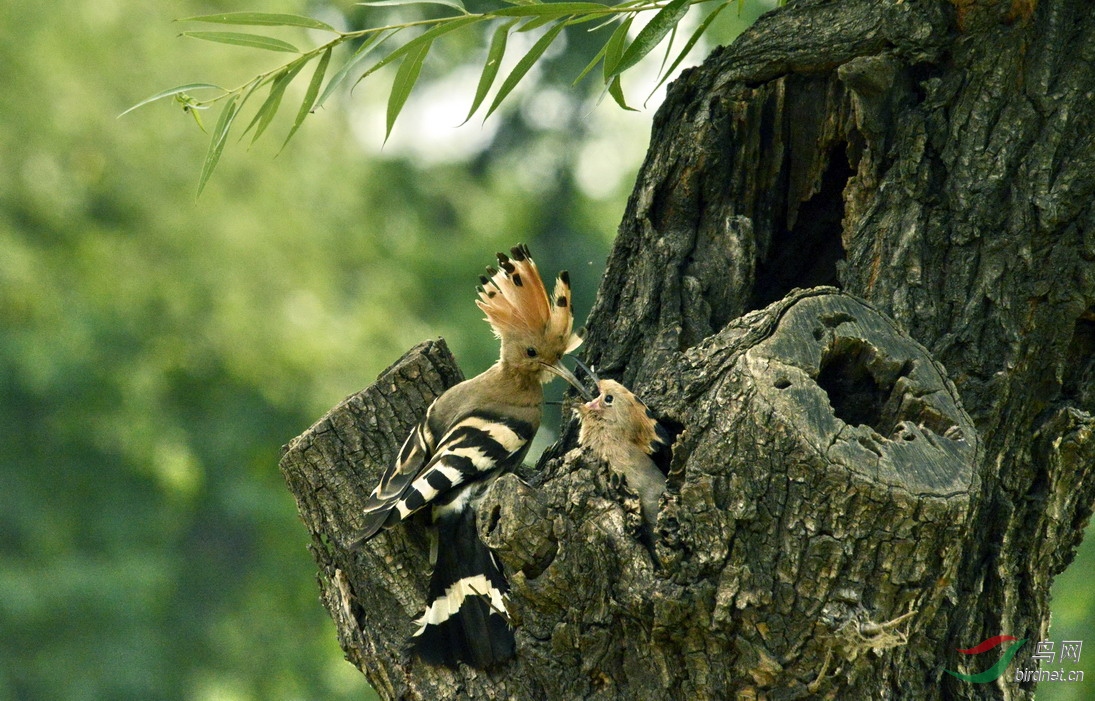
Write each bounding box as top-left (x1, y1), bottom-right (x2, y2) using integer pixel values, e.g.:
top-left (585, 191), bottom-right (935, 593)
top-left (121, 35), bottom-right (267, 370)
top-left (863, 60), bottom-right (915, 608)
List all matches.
top-left (815, 338), bottom-right (922, 437)
top-left (774, 378), bottom-right (792, 389)
top-left (486, 505), bottom-right (502, 534)
top-left (909, 62), bottom-right (941, 105)
top-left (649, 414), bottom-right (685, 477)
top-left (521, 539), bottom-right (558, 581)
top-left (817, 339), bottom-right (887, 430)
top-left (821, 312), bottom-right (856, 328)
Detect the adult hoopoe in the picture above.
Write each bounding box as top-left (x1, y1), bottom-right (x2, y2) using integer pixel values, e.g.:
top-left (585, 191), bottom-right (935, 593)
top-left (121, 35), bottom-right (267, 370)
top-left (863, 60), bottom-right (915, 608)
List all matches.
top-left (574, 372), bottom-right (671, 535)
top-left (352, 244), bottom-right (585, 669)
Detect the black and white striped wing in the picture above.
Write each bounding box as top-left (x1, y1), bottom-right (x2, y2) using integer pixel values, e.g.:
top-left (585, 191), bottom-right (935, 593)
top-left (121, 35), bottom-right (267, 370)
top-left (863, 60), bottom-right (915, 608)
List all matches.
top-left (354, 410), bottom-right (535, 545)
top-left (353, 403), bottom-right (439, 545)
top-left (396, 412), bottom-right (535, 520)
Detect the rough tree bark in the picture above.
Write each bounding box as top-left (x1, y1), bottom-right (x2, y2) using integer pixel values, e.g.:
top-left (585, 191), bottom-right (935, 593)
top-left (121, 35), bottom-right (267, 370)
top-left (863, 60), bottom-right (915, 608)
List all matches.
top-left (280, 0), bottom-right (1095, 698)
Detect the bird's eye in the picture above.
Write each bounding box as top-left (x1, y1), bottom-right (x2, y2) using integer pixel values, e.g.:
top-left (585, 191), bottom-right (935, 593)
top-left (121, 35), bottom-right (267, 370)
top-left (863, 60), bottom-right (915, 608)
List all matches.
top-left (603, 394), bottom-right (614, 406)
top-left (526, 347), bottom-right (538, 358)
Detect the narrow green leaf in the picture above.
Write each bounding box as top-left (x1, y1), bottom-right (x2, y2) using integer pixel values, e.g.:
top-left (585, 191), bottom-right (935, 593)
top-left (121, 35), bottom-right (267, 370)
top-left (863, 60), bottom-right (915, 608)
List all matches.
top-left (282, 47), bottom-right (334, 150)
top-left (564, 10), bottom-right (617, 28)
top-left (181, 31), bottom-right (300, 53)
top-left (358, 0), bottom-right (467, 12)
top-left (646, 0), bottom-right (727, 101)
top-left (485, 21), bottom-right (566, 119)
top-left (586, 14), bottom-right (621, 32)
top-left (609, 0), bottom-right (690, 77)
top-left (197, 94), bottom-right (240, 196)
top-left (359, 16), bottom-right (478, 83)
top-left (607, 74), bottom-right (637, 110)
top-left (186, 104), bottom-right (208, 133)
top-left (241, 61), bottom-right (308, 142)
top-left (317, 31), bottom-right (394, 108)
top-left (517, 14), bottom-right (558, 32)
top-left (583, 0), bottom-right (644, 30)
top-left (572, 39), bottom-right (609, 86)
top-left (601, 15), bottom-right (633, 78)
top-left (234, 76), bottom-right (269, 127)
top-left (386, 39), bottom-right (432, 141)
top-left (657, 21), bottom-right (678, 77)
top-left (612, 0), bottom-right (648, 9)
top-left (180, 12), bottom-right (337, 31)
top-left (463, 20), bottom-right (517, 123)
top-left (490, 2), bottom-right (608, 17)
top-left (119, 83), bottom-right (224, 117)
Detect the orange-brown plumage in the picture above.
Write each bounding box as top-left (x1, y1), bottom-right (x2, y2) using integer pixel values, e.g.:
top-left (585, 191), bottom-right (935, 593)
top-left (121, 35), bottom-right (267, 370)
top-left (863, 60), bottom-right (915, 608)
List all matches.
top-left (577, 380), bottom-right (665, 463)
top-left (475, 243), bottom-right (583, 387)
top-left (576, 379), bottom-right (670, 531)
top-left (476, 244), bottom-right (581, 360)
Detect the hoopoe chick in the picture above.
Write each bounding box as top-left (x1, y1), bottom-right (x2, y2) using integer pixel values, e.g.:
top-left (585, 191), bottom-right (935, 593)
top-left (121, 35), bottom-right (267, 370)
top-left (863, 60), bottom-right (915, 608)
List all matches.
top-left (576, 379), bottom-right (670, 533)
top-left (352, 243), bottom-right (584, 670)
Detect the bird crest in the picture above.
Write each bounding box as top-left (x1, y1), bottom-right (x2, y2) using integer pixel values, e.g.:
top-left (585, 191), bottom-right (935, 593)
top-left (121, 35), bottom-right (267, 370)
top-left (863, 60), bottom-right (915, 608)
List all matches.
top-left (476, 243), bottom-right (582, 355)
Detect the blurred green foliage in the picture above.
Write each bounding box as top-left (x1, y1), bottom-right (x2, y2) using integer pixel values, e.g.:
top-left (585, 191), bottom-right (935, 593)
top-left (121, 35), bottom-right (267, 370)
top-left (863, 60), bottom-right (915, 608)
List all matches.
top-left (1, 0), bottom-right (1091, 699)
top-left (0, 0), bottom-right (666, 696)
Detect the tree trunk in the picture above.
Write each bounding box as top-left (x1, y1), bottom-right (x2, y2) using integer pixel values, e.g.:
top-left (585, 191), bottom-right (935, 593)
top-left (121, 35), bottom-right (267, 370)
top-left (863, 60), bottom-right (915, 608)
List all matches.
top-left (280, 0), bottom-right (1095, 698)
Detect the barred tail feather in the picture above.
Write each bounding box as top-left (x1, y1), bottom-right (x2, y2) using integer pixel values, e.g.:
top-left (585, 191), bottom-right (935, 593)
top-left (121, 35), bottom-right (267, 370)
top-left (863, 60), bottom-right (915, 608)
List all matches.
top-left (410, 509), bottom-right (515, 669)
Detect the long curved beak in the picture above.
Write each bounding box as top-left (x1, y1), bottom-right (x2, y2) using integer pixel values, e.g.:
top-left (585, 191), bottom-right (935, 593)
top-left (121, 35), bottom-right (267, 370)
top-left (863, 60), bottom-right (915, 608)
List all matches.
top-left (541, 360), bottom-right (593, 400)
top-left (570, 356), bottom-right (601, 385)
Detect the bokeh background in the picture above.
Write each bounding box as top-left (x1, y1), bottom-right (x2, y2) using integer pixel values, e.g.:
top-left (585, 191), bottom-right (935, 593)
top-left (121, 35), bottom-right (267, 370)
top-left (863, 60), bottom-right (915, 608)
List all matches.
top-left (1, 1), bottom-right (1091, 699)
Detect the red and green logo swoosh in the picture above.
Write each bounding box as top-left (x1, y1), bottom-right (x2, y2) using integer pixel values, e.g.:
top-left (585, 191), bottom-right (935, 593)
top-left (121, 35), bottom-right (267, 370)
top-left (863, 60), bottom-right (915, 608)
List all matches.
top-left (946, 635), bottom-right (1028, 683)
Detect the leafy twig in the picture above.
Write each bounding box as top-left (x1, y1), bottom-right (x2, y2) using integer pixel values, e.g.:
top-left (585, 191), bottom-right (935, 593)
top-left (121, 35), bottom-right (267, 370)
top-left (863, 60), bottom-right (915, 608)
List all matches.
top-left (124, 2), bottom-right (740, 194)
